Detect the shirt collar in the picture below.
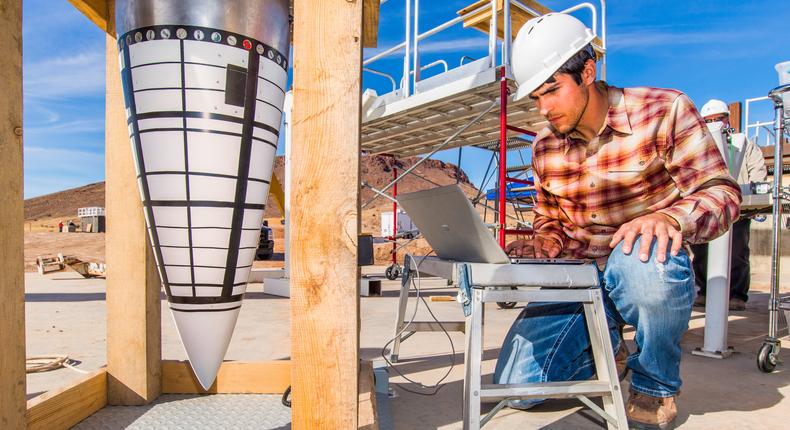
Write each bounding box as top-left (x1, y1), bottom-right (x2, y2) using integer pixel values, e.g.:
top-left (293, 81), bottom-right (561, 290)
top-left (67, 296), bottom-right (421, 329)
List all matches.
top-left (604, 83), bottom-right (633, 136)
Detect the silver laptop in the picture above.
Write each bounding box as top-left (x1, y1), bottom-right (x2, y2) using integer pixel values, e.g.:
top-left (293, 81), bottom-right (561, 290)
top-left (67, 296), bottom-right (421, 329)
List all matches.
top-left (397, 185), bottom-right (510, 263)
top-left (397, 185), bottom-right (583, 265)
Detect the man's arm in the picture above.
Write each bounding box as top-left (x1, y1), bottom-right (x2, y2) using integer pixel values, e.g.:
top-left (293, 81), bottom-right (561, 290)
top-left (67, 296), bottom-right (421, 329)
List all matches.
top-left (655, 94), bottom-right (742, 244)
top-left (745, 138), bottom-right (768, 183)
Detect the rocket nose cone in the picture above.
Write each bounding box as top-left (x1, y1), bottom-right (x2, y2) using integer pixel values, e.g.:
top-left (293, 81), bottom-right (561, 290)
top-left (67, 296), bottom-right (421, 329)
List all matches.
top-left (170, 306), bottom-right (242, 390)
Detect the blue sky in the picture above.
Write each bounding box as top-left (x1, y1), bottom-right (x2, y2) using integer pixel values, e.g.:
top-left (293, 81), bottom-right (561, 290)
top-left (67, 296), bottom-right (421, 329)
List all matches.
top-left (22, 0), bottom-right (789, 197)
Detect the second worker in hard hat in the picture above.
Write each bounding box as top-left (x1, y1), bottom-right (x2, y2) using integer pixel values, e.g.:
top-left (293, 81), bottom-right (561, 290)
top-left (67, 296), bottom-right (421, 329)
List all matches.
top-left (691, 99), bottom-right (767, 311)
top-left (498, 13), bottom-right (741, 430)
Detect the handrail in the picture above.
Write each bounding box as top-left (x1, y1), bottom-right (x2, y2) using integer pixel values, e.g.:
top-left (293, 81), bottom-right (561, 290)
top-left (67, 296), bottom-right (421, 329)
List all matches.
top-left (363, 67), bottom-right (397, 93)
top-left (363, 0), bottom-right (605, 98)
top-left (460, 55), bottom-right (478, 66)
top-left (399, 60), bottom-right (450, 89)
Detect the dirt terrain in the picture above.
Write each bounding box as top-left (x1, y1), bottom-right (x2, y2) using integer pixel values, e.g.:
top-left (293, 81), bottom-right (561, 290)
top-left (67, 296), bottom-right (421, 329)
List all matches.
top-left (23, 155), bottom-right (498, 271)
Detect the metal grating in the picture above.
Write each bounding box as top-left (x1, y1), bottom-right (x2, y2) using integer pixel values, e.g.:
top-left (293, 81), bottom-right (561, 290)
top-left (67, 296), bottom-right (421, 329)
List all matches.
top-left (74, 394), bottom-right (291, 430)
top-left (361, 67), bottom-right (544, 157)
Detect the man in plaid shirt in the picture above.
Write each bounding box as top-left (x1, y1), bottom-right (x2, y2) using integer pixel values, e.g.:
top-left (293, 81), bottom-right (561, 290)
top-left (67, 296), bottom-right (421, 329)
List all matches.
top-left (496, 13), bottom-right (741, 430)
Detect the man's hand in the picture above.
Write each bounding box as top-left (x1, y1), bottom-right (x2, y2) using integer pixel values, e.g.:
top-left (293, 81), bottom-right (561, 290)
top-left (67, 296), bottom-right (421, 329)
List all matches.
top-left (609, 213), bottom-right (682, 263)
top-left (506, 236), bottom-right (562, 258)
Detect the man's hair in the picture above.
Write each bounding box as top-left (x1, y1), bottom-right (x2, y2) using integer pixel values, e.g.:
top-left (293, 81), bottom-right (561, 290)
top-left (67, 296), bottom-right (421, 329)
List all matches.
top-left (544, 44), bottom-right (597, 85)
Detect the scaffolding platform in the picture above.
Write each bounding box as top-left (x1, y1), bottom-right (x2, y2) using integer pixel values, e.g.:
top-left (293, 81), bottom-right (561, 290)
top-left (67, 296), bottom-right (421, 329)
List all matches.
top-left (361, 61), bottom-right (545, 157)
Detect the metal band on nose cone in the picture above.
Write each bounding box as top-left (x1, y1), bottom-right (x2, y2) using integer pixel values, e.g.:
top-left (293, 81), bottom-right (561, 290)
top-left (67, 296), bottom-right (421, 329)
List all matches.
top-left (116, 0), bottom-right (290, 390)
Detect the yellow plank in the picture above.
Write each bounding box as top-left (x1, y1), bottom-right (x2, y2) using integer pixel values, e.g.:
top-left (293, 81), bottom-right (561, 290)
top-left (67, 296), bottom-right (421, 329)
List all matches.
top-left (363, 0), bottom-right (381, 48)
top-left (358, 361), bottom-right (379, 430)
top-left (67, 0), bottom-right (108, 31)
top-left (105, 0), bottom-right (162, 405)
top-left (457, 0), bottom-right (603, 49)
top-left (0, 1), bottom-right (26, 428)
top-left (26, 370), bottom-right (108, 430)
top-left (291, 0), bottom-right (363, 427)
top-left (270, 173), bottom-right (286, 218)
top-left (161, 361), bottom-right (291, 394)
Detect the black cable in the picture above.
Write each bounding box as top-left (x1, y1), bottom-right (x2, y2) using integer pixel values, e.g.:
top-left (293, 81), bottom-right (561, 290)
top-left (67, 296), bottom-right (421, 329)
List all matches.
top-left (380, 254), bottom-right (457, 396)
top-left (281, 385), bottom-right (291, 407)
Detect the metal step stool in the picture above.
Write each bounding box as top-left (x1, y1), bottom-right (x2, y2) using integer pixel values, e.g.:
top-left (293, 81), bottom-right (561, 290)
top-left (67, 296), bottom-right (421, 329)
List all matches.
top-left (391, 256), bottom-right (628, 430)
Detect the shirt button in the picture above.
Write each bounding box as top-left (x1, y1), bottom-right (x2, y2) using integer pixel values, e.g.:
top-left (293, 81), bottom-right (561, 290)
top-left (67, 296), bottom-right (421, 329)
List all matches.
top-left (591, 213), bottom-right (597, 219)
top-left (545, 181), bottom-right (551, 187)
top-left (590, 182), bottom-right (596, 188)
top-left (591, 246), bottom-right (599, 251)
top-left (639, 160), bottom-right (646, 166)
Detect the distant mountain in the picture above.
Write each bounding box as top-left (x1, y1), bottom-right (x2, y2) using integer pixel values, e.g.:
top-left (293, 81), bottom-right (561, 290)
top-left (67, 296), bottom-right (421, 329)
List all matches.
top-left (24, 155), bottom-right (476, 221)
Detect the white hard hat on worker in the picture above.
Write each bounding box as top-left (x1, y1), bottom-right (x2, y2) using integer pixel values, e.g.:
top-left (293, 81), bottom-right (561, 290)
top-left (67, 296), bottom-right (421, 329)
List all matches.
top-left (700, 99), bottom-right (730, 126)
top-left (511, 13), bottom-right (597, 101)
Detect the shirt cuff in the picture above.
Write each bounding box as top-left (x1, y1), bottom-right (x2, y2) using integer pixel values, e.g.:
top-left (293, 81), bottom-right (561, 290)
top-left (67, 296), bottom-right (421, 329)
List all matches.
top-left (656, 207), bottom-right (691, 237)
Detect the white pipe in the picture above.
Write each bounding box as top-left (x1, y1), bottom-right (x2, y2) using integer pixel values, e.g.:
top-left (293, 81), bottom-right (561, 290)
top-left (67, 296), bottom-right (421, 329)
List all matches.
top-left (503, 0), bottom-right (511, 68)
top-left (413, 0), bottom-right (420, 90)
top-left (403, 0), bottom-right (411, 98)
top-left (283, 91), bottom-right (293, 277)
top-left (488, 0), bottom-right (497, 68)
top-left (363, 67), bottom-right (397, 92)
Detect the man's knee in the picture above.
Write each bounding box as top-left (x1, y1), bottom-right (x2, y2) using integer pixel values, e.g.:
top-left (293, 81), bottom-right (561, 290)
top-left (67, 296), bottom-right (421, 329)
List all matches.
top-left (605, 236), bottom-right (694, 308)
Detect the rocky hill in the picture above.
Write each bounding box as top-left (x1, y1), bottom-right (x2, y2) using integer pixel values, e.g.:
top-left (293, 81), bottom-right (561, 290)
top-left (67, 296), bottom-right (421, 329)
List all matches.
top-left (25, 155), bottom-right (476, 222)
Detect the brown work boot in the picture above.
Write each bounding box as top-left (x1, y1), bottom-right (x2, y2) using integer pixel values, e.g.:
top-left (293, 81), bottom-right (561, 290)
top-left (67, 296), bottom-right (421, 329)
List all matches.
top-left (729, 297), bottom-right (746, 311)
top-left (626, 391), bottom-right (678, 430)
top-left (693, 294), bottom-right (705, 308)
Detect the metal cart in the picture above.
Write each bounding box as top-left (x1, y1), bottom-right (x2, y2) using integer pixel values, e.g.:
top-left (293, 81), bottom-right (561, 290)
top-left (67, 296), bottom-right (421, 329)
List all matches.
top-left (757, 83), bottom-right (790, 372)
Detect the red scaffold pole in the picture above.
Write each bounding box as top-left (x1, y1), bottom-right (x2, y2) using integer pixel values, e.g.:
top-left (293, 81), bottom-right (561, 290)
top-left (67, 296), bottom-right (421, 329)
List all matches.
top-left (392, 165), bottom-right (398, 266)
top-left (498, 67), bottom-right (507, 248)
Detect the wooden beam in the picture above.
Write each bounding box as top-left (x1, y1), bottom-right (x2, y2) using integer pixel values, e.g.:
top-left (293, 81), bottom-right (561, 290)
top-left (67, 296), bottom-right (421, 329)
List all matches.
top-left (0, 1), bottom-right (26, 428)
top-left (363, 0), bottom-right (381, 48)
top-left (105, 0), bottom-right (162, 405)
top-left (161, 360), bottom-right (291, 394)
top-left (26, 370), bottom-right (108, 430)
top-left (291, 0), bottom-right (363, 427)
top-left (67, 0), bottom-right (109, 31)
top-left (728, 101), bottom-right (742, 133)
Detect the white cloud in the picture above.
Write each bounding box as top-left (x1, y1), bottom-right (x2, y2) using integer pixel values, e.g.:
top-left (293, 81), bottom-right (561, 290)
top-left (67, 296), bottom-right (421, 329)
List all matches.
top-left (25, 118), bottom-right (104, 137)
top-left (365, 36), bottom-right (488, 60)
top-left (607, 27), bottom-right (759, 50)
top-left (24, 48), bottom-right (105, 100)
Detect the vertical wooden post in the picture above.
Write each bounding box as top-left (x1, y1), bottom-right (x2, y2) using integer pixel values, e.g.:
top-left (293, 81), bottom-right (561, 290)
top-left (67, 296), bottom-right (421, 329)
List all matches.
top-left (105, 0), bottom-right (162, 404)
top-left (291, 0), bottom-right (363, 427)
top-left (0, 1), bottom-right (26, 427)
top-left (728, 101), bottom-right (742, 133)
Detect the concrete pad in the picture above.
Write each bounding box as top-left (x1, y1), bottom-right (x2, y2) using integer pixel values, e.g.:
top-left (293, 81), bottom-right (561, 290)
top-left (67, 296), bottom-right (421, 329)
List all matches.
top-left (22, 266), bottom-right (790, 429)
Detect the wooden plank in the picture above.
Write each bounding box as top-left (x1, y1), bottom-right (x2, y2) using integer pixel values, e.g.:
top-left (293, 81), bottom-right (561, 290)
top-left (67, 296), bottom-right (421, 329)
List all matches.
top-left (67, 0), bottom-right (109, 31)
top-left (26, 370), bottom-right (108, 430)
top-left (104, 0), bottom-right (162, 405)
top-left (161, 360), bottom-right (291, 394)
top-left (363, 0), bottom-right (381, 48)
top-left (457, 0), bottom-right (603, 49)
top-left (291, 0), bottom-right (363, 427)
top-left (728, 101), bottom-right (742, 133)
top-left (0, 1), bottom-right (26, 428)
top-left (358, 361), bottom-right (379, 430)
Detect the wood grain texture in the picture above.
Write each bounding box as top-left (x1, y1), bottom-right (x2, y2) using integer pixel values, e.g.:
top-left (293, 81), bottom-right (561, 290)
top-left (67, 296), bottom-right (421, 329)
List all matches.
top-left (363, 0), bottom-right (380, 48)
top-left (291, 0), bottom-right (363, 428)
top-left (67, 0), bottom-right (108, 31)
top-left (105, 0), bottom-right (162, 405)
top-left (0, 1), bottom-right (26, 428)
top-left (161, 360), bottom-right (291, 394)
top-left (26, 370), bottom-right (108, 430)
top-left (728, 101), bottom-right (742, 133)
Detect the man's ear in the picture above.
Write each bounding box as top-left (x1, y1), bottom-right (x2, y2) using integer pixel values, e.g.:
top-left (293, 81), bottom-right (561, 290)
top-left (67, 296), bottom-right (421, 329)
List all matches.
top-left (581, 59), bottom-right (597, 86)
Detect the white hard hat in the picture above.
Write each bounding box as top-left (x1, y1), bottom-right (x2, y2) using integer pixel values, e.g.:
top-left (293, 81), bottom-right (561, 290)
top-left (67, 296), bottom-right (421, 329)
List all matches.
top-left (511, 13), bottom-right (596, 101)
top-left (700, 99), bottom-right (729, 118)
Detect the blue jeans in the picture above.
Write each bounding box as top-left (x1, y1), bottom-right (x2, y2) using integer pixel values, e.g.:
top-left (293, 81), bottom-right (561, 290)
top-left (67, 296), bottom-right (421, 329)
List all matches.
top-left (494, 237), bottom-right (695, 408)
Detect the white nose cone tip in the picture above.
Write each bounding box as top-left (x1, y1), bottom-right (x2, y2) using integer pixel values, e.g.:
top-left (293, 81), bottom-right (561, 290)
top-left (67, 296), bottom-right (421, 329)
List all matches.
top-left (171, 304), bottom-right (242, 390)
top-left (116, 22), bottom-right (289, 388)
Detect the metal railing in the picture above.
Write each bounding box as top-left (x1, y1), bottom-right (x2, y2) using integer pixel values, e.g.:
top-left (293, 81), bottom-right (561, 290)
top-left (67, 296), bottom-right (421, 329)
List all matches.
top-left (363, 0), bottom-right (607, 99)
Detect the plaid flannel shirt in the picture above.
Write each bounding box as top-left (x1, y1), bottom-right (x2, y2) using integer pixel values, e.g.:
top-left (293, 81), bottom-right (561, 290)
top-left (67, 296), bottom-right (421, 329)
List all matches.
top-left (532, 82), bottom-right (742, 261)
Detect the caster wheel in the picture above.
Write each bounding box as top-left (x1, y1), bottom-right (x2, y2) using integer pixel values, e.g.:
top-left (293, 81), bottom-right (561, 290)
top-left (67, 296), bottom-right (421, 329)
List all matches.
top-left (497, 302), bottom-right (517, 309)
top-left (385, 265), bottom-right (401, 280)
top-left (496, 287), bottom-right (519, 309)
top-left (758, 342), bottom-right (778, 373)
